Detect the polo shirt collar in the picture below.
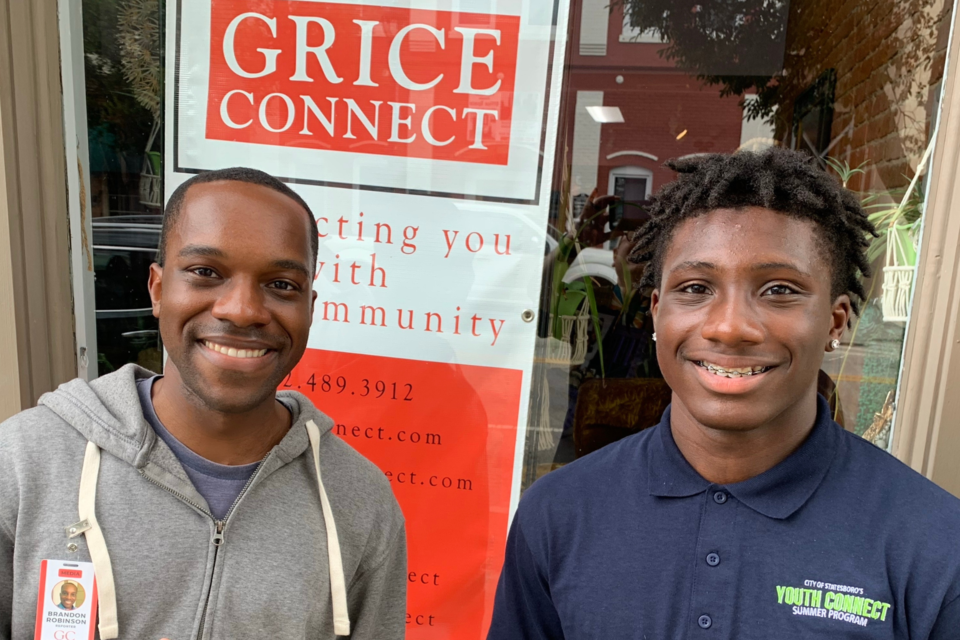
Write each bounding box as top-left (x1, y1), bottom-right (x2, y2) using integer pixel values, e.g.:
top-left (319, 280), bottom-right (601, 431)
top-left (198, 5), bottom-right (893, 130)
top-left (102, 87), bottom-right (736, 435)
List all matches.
top-left (647, 395), bottom-right (843, 520)
top-left (647, 404), bottom-right (710, 498)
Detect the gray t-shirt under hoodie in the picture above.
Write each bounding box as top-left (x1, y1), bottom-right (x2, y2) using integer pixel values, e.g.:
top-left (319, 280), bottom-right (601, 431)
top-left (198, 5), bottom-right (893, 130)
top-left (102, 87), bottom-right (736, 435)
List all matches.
top-left (136, 376), bottom-right (257, 520)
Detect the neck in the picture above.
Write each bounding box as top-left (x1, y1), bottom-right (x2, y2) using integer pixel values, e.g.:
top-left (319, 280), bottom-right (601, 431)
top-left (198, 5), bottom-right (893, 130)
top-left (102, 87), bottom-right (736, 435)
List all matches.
top-left (669, 388), bottom-right (819, 485)
top-left (151, 367), bottom-right (291, 465)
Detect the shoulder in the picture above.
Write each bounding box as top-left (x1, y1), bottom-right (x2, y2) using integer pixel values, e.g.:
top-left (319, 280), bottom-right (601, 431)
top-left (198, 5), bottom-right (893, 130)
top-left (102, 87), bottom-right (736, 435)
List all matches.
top-left (321, 429), bottom-right (399, 513)
top-left (322, 433), bottom-right (405, 563)
top-left (833, 430), bottom-right (960, 601)
top-left (279, 390), bottom-right (405, 566)
top-left (843, 429), bottom-right (960, 511)
top-left (517, 426), bottom-right (655, 530)
top-left (0, 403), bottom-right (89, 539)
top-left (835, 429), bottom-right (960, 537)
top-left (306, 412), bottom-right (405, 565)
top-left (0, 402), bottom-right (75, 442)
top-left (0, 403), bottom-right (86, 464)
top-left (280, 390), bottom-right (398, 514)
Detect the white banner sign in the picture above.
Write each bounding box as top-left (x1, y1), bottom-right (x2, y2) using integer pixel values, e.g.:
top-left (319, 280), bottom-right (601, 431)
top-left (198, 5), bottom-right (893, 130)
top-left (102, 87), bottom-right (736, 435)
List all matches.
top-left (167, 0), bottom-right (569, 635)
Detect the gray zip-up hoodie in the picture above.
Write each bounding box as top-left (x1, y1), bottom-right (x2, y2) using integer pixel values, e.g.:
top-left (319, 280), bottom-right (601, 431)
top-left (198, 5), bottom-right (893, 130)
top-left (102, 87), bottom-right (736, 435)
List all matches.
top-left (0, 365), bottom-right (406, 640)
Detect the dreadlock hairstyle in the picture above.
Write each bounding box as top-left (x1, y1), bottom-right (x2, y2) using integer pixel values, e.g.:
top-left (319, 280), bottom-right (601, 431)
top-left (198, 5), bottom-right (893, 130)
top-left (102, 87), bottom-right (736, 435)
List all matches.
top-left (628, 147), bottom-right (878, 315)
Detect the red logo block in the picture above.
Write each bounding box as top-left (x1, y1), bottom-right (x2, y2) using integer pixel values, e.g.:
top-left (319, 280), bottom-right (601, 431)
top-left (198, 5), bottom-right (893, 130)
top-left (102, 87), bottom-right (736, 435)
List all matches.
top-left (206, 0), bottom-right (520, 165)
top-left (57, 569), bottom-right (82, 579)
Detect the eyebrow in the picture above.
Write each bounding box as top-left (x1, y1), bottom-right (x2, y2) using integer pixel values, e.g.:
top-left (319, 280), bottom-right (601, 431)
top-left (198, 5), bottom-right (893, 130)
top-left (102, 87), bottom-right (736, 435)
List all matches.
top-left (751, 262), bottom-right (813, 278)
top-left (669, 260), bottom-right (811, 278)
top-left (671, 260), bottom-right (716, 272)
top-left (270, 259), bottom-right (311, 279)
top-left (177, 244), bottom-right (226, 259)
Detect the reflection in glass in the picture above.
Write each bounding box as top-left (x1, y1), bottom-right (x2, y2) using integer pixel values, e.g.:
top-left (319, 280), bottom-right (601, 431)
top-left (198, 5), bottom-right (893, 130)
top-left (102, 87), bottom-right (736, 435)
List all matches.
top-left (525, 0), bottom-right (952, 487)
top-left (83, 0), bottom-right (165, 372)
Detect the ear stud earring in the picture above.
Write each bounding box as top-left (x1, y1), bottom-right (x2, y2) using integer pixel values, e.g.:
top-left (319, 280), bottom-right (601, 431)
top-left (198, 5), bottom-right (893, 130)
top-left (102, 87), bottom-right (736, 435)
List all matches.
top-left (830, 339), bottom-right (840, 350)
top-left (652, 332), bottom-right (657, 342)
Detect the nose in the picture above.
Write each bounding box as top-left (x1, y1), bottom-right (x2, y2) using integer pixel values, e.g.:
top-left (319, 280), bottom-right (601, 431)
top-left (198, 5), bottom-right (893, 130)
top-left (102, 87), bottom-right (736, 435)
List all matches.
top-left (700, 290), bottom-right (764, 346)
top-left (210, 277), bottom-right (271, 327)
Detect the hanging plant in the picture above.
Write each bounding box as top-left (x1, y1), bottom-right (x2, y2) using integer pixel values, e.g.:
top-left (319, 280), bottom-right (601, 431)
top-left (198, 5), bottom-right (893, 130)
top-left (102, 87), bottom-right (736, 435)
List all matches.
top-left (826, 143), bottom-right (932, 323)
top-left (862, 142), bottom-right (933, 322)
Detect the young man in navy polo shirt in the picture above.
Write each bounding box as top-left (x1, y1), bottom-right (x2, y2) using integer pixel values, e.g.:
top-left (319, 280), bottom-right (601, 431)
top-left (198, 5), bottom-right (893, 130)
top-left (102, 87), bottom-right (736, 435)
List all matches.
top-left (488, 148), bottom-right (960, 639)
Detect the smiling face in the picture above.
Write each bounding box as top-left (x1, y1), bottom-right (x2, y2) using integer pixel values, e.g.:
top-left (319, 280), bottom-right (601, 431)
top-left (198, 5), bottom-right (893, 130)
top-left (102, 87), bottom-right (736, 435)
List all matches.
top-left (651, 207), bottom-right (851, 433)
top-left (148, 180), bottom-right (317, 414)
top-left (60, 583), bottom-right (77, 609)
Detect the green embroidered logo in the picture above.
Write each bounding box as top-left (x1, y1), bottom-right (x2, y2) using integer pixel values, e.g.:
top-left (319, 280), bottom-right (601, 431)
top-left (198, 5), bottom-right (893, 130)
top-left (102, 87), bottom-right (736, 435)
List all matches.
top-left (775, 580), bottom-right (892, 627)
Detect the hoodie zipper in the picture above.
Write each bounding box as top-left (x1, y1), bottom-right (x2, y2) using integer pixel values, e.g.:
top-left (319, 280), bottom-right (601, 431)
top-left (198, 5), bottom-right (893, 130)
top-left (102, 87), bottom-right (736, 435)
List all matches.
top-left (139, 459), bottom-right (266, 640)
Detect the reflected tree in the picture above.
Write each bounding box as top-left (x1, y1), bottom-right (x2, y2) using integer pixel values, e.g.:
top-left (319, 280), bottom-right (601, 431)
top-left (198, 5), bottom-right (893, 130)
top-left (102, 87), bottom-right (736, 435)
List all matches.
top-left (619, 0), bottom-right (950, 171)
top-left (618, 0), bottom-right (790, 122)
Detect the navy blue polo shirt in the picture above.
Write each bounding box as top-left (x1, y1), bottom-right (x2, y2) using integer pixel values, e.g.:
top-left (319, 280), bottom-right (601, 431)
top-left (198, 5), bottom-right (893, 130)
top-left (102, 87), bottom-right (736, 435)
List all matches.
top-left (489, 396), bottom-right (960, 639)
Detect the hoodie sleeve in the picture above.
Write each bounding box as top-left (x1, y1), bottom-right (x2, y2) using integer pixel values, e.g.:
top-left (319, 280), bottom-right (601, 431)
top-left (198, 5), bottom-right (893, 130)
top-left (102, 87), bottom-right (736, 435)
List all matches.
top-left (346, 523), bottom-right (407, 639)
top-left (0, 422), bottom-right (17, 640)
top-left (0, 517), bottom-right (11, 640)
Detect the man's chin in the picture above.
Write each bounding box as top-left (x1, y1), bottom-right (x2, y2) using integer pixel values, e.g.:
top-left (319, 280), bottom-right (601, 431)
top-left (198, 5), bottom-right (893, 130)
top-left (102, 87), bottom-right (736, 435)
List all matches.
top-left (676, 392), bottom-right (774, 433)
top-left (190, 388), bottom-right (277, 414)
top-left (180, 367), bottom-right (282, 414)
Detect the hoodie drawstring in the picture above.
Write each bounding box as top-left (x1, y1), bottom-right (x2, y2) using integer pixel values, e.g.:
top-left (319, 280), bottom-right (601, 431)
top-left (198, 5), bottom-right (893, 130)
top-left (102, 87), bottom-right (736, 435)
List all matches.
top-left (78, 441), bottom-right (119, 639)
top-left (77, 422), bottom-right (350, 638)
top-left (306, 419), bottom-right (351, 637)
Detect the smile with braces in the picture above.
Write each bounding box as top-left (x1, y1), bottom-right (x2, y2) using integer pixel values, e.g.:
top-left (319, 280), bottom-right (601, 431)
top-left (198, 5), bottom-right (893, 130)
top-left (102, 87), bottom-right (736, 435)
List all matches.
top-left (695, 361), bottom-right (773, 378)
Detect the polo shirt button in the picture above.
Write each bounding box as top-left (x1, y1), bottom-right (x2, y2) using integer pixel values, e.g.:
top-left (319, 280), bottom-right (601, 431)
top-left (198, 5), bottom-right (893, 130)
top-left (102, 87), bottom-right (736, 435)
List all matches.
top-left (698, 614), bottom-right (712, 629)
top-left (706, 552), bottom-right (720, 566)
top-left (713, 491), bottom-right (728, 504)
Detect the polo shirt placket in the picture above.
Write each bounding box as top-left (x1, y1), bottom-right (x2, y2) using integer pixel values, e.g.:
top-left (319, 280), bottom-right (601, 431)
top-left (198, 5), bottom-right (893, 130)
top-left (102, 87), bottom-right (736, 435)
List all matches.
top-left (687, 485), bottom-right (739, 635)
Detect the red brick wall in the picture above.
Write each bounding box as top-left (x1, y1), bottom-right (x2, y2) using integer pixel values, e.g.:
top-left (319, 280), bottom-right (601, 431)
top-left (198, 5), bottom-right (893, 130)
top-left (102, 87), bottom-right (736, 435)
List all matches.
top-left (777, 0), bottom-right (952, 191)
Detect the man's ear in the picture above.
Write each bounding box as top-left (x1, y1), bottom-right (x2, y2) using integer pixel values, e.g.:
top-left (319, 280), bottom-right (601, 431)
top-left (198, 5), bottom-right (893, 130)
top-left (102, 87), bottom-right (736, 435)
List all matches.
top-left (650, 287), bottom-right (661, 330)
top-left (829, 294), bottom-right (853, 344)
top-left (148, 263), bottom-right (163, 319)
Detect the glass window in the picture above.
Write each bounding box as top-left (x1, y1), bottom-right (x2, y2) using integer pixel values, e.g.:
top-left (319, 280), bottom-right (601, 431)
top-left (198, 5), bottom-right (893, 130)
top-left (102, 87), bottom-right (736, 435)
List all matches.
top-left (83, 0), bottom-right (165, 374)
top-left (64, 0), bottom-right (955, 637)
top-left (523, 0), bottom-right (953, 488)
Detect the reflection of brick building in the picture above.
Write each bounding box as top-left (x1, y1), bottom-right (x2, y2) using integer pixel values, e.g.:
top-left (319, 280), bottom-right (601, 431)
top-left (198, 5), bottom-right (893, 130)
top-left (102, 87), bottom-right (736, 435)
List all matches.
top-left (557, 0), bottom-right (755, 217)
top-left (775, 0), bottom-right (951, 192)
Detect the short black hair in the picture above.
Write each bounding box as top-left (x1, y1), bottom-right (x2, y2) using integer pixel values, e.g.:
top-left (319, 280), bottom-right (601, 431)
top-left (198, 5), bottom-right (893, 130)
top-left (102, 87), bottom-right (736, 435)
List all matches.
top-left (157, 167), bottom-right (318, 269)
top-left (628, 147), bottom-right (878, 315)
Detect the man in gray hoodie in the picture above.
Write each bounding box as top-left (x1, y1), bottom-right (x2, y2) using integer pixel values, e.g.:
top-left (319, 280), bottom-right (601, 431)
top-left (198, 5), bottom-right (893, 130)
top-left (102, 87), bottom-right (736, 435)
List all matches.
top-left (0, 167), bottom-right (406, 639)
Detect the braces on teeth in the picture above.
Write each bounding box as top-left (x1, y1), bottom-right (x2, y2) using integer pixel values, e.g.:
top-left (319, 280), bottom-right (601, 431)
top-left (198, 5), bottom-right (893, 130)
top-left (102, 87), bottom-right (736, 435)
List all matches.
top-left (696, 361), bottom-right (771, 378)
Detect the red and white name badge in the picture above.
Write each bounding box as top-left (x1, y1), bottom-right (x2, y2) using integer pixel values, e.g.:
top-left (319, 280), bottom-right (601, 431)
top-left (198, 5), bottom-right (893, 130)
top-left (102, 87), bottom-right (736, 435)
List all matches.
top-left (34, 560), bottom-right (97, 640)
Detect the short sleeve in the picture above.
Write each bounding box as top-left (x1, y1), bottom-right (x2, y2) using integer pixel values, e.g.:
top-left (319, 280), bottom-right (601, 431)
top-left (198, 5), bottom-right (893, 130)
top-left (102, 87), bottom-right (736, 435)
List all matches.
top-left (487, 513), bottom-right (564, 640)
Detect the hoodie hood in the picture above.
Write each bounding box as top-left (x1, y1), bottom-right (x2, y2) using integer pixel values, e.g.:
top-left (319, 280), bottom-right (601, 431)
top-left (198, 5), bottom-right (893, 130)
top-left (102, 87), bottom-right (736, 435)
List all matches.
top-left (38, 363), bottom-right (335, 469)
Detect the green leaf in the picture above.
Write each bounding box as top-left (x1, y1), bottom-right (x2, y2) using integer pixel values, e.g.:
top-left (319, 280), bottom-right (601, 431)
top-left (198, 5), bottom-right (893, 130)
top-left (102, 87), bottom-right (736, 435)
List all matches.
top-left (557, 289), bottom-right (587, 318)
top-left (550, 258), bottom-right (572, 339)
top-left (582, 276), bottom-right (605, 378)
top-left (825, 157), bottom-right (868, 187)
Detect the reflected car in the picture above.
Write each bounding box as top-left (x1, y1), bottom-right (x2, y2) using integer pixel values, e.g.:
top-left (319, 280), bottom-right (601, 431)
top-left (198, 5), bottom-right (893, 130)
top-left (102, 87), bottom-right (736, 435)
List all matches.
top-left (92, 215), bottom-right (163, 374)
